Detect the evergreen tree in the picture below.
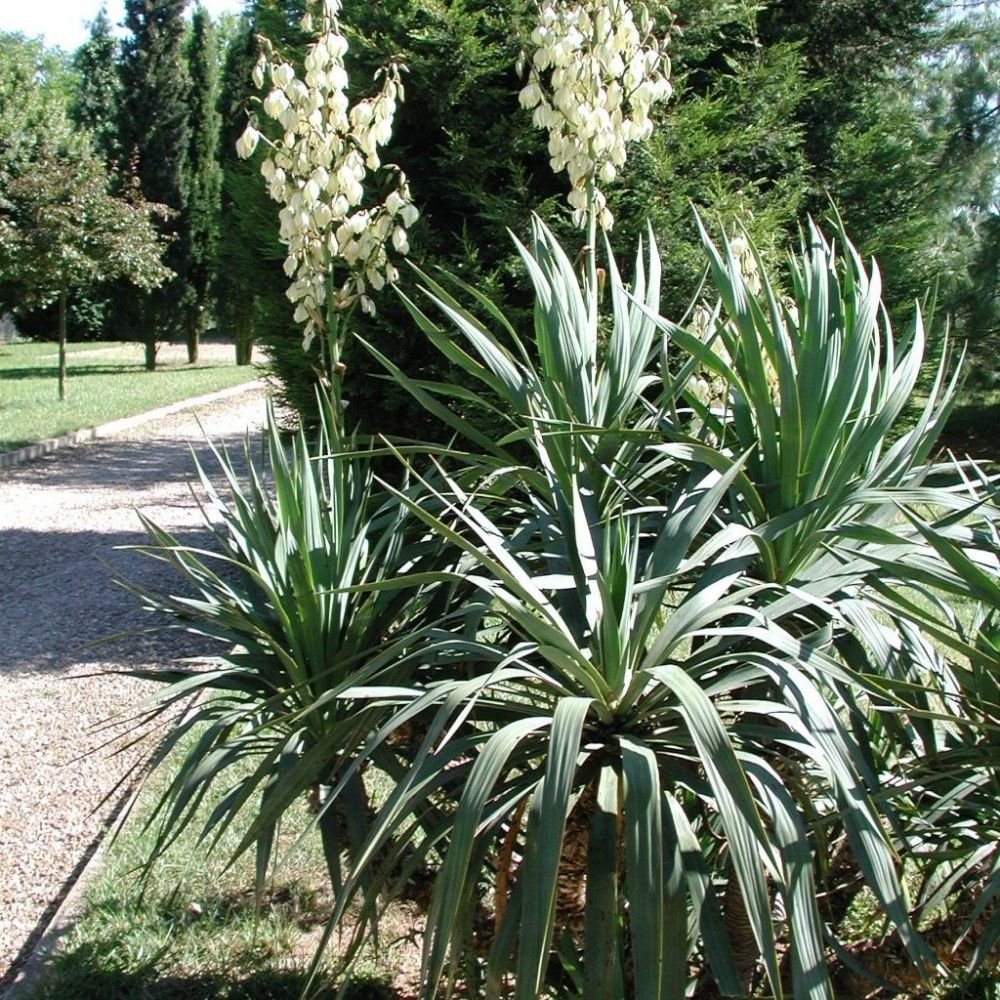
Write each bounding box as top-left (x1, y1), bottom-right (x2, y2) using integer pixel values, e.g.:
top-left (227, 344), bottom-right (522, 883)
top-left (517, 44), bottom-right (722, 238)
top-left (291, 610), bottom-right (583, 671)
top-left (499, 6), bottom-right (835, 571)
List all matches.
top-left (184, 5), bottom-right (223, 363)
top-left (758, 0), bottom-right (944, 172)
top-left (71, 6), bottom-right (122, 166)
top-left (225, 0), bottom-right (999, 434)
top-left (216, 12), bottom-right (289, 366)
top-left (925, 8), bottom-right (1000, 374)
top-left (119, 0), bottom-right (192, 369)
top-left (618, 0), bottom-right (811, 317)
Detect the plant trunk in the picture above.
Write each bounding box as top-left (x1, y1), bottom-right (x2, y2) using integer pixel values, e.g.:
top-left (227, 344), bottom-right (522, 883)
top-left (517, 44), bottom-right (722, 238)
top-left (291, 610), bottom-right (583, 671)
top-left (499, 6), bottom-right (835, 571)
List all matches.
top-left (144, 329), bottom-right (157, 371)
top-left (316, 783), bottom-right (346, 897)
top-left (722, 869), bottom-right (762, 995)
top-left (314, 772), bottom-right (377, 900)
top-left (57, 287), bottom-right (67, 401)
top-left (186, 318), bottom-right (199, 364)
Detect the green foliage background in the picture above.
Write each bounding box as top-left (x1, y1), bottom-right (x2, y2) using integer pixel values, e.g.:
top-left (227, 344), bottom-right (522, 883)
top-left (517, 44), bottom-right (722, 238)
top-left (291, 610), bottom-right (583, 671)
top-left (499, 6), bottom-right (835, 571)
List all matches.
top-left (0, 0), bottom-right (997, 418)
top-left (214, 0), bottom-right (998, 433)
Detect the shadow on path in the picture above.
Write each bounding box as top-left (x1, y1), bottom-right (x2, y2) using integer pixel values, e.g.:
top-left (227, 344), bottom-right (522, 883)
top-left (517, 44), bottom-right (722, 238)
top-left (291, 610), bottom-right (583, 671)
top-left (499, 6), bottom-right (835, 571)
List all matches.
top-left (5, 433), bottom-right (266, 493)
top-left (0, 525), bottom-right (230, 675)
top-left (0, 420), bottom-right (267, 677)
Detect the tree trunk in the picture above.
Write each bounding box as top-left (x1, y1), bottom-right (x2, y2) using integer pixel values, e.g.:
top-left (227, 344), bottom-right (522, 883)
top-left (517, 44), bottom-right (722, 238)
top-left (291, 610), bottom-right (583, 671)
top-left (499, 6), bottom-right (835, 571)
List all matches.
top-left (144, 329), bottom-right (157, 371)
top-left (58, 287), bottom-right (68, 401)
top-left (235, 313), bottom-right (254, 366)
top-left (186, 316), bottom-right (199, 364)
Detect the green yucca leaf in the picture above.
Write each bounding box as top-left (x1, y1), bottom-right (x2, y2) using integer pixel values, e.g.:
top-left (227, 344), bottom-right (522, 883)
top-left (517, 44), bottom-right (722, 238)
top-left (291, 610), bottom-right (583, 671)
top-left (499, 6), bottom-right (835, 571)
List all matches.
top-left (745, 760), bottom-right (833, 1000)
top-left (424, 724), bottom-right (526, 981)
top-left (516, 698), bottom-right (592, 999)
top-left (649, 664), bottom-right (783, 996)
top-left (618, 736), bottom-right (670, 1000)
top-left (583, 766), bottom-right (624, 1000)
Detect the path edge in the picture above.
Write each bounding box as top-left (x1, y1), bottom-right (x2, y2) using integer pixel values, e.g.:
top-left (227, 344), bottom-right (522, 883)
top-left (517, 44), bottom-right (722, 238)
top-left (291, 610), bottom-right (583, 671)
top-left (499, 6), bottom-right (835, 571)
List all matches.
top-left (0, 379), bottom-right (266, 471)
top-left (0, 765), bottom-right (149, 1000)
top-left (1, 690), bottom-right (207, 1000)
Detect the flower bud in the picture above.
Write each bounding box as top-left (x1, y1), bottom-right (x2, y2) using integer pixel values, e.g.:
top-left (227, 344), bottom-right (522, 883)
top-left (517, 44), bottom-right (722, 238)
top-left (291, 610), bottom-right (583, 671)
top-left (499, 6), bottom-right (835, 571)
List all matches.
top-left (273, 63), bottom-right (295, 89)
top-left (252, 57), bottom-right (266, 90)
top-left (236, 123), bottom-right (260, 159)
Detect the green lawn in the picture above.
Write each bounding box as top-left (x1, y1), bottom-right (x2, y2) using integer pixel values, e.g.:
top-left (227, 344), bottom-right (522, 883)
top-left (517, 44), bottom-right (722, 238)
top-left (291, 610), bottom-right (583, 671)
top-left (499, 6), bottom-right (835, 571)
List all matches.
top-left (27, 733), bottom-right (410, 1000)
top-left (0, 340), bottom-right (261, 452)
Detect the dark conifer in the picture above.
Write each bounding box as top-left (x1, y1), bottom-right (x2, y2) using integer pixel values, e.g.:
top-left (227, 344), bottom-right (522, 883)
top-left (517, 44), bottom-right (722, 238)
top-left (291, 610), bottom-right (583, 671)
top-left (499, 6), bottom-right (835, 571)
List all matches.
top-left (184, 5), bottom-right (223, 363)
top-left (119, 0), bottom-right (192, 369)
top-left (71, 5), bottom-right (122, 167)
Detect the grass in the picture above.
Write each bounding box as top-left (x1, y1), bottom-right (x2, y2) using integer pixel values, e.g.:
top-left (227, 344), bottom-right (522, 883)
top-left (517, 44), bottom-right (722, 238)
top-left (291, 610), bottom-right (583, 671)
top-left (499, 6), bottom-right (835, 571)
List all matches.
top-left (26, 726), bottom-right (416, 1000)
top-left (0, 340), bottom-right (261, 452)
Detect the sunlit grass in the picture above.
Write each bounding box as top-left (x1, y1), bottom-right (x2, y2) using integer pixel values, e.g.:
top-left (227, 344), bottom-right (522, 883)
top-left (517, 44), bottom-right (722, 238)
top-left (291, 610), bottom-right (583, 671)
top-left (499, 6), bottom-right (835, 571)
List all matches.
top-left (27, 727), bottom-right (413, 999)
top-left (0, 340), bottom-right (260, 452)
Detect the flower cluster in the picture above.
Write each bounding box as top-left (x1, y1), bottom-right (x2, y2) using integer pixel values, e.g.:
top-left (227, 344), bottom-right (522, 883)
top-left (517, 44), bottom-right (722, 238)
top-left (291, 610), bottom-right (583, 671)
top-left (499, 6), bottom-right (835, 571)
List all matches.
top-left (518, 0), bottom-right (673, 230)
top-left (237, 0), bottom-right (418, 348)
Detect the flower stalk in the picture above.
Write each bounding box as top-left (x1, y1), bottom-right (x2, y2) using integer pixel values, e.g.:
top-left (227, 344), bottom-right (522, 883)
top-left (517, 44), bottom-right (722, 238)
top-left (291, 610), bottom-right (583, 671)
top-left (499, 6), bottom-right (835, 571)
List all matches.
top-left (236, 0), bottom-right (418, 422)
top-left (519, 0), bottom-right (673, 321)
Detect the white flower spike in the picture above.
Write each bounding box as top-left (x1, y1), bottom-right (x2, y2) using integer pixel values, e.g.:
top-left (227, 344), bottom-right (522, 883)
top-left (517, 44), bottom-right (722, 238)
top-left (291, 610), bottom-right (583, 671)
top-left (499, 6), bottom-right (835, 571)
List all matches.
top-left (520, 0), bottom-right (673, 230)
top-left (237, 0), bottom-right (419, 344)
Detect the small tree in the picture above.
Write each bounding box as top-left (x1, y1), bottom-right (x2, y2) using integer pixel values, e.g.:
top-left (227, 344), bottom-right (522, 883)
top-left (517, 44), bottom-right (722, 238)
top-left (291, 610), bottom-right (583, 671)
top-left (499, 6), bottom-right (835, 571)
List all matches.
top-left (0, 141), bottom-right (172, 399)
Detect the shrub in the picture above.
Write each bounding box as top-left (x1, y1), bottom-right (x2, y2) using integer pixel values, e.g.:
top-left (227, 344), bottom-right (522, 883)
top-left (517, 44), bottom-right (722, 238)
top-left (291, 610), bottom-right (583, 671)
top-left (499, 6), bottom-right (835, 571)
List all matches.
top-left (128, 216), bottom-right (1000, 998)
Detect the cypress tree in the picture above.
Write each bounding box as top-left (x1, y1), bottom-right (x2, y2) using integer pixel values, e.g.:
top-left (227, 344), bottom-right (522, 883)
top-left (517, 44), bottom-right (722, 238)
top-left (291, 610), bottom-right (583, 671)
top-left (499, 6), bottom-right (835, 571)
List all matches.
top-left (216, 12), bottom-right (290, 366)
top-left (71, 6), bottom-right (122, 166)
top-left (119, 0), bottom-right (192, 370)
top-left (184, 5), bottom-right (223, 363)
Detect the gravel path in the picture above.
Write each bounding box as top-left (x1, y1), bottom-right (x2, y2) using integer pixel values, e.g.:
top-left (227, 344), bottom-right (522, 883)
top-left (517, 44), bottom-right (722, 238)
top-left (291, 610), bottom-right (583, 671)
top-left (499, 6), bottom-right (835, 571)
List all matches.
top-left (0, 385), bottom-right (270, 987)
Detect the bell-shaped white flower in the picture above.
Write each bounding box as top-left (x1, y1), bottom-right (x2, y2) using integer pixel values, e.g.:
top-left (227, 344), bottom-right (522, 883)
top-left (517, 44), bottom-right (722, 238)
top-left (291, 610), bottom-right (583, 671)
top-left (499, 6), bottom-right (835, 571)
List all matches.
top-left (236, 124), bottom-right (260, 159)
top-left (400, 202), bottom-right (419, 228)
top-left (242, 0), bottom-right (418, 334)
top-left (273, 62), bottom-right (295, 89)
top-left (263, 89), bottom-right (290, 119)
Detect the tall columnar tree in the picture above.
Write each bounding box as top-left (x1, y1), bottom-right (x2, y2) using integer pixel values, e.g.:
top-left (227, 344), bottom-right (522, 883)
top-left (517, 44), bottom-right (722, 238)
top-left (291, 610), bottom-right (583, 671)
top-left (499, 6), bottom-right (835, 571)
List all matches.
top-left (217, 2), bottom-right (316, 379)
top-left (119, 0), bottom-right (192, 370)
top-left (71, 6), bottom-right (122, 166)
top-left (217, 19), bottom-right (261, 365)
top-left (184, 5), bottom-right (224, 363)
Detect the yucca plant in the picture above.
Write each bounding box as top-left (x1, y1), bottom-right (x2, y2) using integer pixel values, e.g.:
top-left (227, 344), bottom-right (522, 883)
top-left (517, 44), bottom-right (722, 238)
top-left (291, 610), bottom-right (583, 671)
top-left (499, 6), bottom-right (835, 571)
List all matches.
top-left (881, 464), bottom-right (1000, 983)
top-left (295, 216), bottom-right (999, 998)
top-left (119, 397), bottom-right (466, 897)
top-left (650, 220), bottom-right (1000, 977)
